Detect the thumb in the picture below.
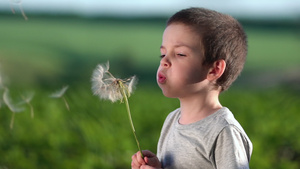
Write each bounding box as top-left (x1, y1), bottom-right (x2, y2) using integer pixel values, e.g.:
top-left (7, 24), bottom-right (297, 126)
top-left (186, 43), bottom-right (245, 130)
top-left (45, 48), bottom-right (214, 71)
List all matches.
top-left (144, 156), bottom-right (158, 165)
top-left (142, 150), bottom-right (156, 157)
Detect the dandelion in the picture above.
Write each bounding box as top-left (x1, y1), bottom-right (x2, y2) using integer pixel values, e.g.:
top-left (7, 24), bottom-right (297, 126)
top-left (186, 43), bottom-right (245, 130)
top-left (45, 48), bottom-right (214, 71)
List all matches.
top-left (0, 72), bottom-right (4, 90)
top-left (91, 61), bottom-right (143, 158)
top-left (20, 91), bottom-right (35, 118)
top-left (50, 85), bottom-right (70, 111)
top-left (0, 72), bottom-right (3, 109)
top-left (3, 88), bottom-right (25, 129)
top-left (9, 0), bottom-right (28, 20)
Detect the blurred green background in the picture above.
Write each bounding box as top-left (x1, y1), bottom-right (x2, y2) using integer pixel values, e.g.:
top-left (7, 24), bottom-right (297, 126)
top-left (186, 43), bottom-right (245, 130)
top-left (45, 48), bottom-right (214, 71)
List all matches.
top-left (1, 1), bottom-right (300, 168)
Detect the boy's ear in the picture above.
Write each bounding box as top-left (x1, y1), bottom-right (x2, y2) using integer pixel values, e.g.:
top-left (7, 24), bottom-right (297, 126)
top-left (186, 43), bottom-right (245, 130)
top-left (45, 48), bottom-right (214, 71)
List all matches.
top-left (207, 59), bottom-right (226, 81)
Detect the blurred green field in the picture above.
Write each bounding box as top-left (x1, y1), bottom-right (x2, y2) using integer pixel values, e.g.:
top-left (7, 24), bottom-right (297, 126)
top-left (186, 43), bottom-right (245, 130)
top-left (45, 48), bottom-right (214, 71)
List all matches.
top-left (0, 86), bottom-right (299, 169)
top-left (1, 16), bottom-right (299, 88)
top-left (0, 15), bottom-right (300, 168)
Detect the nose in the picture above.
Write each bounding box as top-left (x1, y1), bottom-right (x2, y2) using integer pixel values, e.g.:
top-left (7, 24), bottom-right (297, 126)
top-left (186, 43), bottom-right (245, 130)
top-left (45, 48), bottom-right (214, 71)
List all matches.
top-left (160, 56), bottom-right (171, 68)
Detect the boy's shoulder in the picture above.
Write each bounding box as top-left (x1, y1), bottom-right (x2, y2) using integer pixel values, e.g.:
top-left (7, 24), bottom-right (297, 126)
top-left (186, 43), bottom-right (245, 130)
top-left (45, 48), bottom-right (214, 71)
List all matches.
top-left (161, 108), bottom-right (181, 130)
top-left (165, 108), bottom-right (181, 121)
top-left (161, 107), bottom-right (248, 136)
top-left (163, 107), bottom-right (236, 123)
top-left (163, 107), bottom-right (248, 137)
top-left (204, 107), bottom-right (247, 136)
top-left (165, 107), bottom-right (237, 124)
top-left (159, 107), bottom-right (252, 160)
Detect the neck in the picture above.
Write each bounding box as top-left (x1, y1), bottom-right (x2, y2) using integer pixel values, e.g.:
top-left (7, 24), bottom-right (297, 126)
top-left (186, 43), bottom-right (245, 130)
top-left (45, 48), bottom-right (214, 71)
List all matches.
top-left (178, 90), bottom-right (222, 125)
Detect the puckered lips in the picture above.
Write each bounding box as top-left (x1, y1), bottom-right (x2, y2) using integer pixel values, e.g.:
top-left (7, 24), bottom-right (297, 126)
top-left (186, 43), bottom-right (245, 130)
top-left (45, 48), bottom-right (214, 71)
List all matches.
top-left (157, 72), bottom-right (166, 84)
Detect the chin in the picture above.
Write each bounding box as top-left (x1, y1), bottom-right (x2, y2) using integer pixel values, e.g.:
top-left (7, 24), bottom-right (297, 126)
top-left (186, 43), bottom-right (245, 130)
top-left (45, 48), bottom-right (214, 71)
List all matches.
top-left (160, 90), bottom-right (177, 98)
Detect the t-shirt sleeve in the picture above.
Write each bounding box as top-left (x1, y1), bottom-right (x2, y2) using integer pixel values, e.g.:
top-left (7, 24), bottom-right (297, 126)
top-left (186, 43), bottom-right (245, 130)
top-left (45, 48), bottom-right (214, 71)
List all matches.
top-left (213, 125), bottom-right (252, 169)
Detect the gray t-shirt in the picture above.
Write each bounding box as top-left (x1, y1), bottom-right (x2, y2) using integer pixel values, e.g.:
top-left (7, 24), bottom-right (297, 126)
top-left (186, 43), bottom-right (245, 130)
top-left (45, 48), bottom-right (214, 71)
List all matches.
top-left (157, 107), bottom-right (252, 169)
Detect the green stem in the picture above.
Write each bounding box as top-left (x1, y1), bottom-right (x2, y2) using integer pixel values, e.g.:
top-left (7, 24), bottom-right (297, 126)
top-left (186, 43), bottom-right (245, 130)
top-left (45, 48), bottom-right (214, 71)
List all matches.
top-left (63, 96), bottom-right (70, 111)
top-left (29, 103), bottom-right (34, 119)
top-left (119, 81), bottom-right (144, 158)
top-left (10, 113), bottom-right (15, 130)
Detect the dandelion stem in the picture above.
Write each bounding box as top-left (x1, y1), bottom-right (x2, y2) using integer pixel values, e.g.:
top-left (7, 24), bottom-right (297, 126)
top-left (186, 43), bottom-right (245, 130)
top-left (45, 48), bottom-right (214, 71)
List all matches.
top-left (29, 103), bottom-right (34, 119)
top-left (119, 81), bottom-right (144, 158)
top-left (10, 4), bottom-right (15, 14)
top-left (62, 96), bottom-right (70, 111)
top-left (19, 5), bottom-right (28, 20)
top-left (10, 113), bottom-right (15, 130)
top-left (20, 94), bottom-right (34, 118)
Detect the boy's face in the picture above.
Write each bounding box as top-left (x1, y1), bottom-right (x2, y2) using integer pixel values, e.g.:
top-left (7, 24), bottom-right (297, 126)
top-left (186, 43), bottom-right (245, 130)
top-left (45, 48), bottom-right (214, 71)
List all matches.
top-left (157, 23), bottom-right (210, 98)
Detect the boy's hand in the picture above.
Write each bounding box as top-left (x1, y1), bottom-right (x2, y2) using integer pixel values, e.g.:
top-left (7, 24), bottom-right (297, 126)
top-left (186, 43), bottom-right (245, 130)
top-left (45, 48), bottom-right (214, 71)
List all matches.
top-left (131, 151), bottom-right (145, 169)
top-left (131, 150), bottom-right (161, 169)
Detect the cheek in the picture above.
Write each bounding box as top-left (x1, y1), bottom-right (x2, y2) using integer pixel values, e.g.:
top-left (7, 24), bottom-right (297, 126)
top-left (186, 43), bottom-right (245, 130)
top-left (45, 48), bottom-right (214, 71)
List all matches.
top-left (183, 67), bottom-right (207, 84)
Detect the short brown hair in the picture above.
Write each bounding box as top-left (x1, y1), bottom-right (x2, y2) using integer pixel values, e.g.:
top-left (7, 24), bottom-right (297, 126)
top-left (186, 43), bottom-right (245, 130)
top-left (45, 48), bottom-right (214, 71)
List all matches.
top-left (167, 7), bottom-right (247, 91)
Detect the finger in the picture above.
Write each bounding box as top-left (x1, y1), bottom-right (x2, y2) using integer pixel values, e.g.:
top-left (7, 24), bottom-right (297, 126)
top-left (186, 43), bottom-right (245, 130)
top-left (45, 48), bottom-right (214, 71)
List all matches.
top-left (144, 156), bottom-right (149, 164)
top-left (131, 161), bottom-right (138, 169)
top-left (140, 164), bottom-right (157, 169)
top-left (131, 161), bottom-right (139, 169)
top-left (144, 155), bottom-right (161, 168)
top-left (131, 153), bottom-right (141, 168)
top-left (137, 151), bottom-right (146, 165)
top-left (142, 150), bottom-right (155, 158)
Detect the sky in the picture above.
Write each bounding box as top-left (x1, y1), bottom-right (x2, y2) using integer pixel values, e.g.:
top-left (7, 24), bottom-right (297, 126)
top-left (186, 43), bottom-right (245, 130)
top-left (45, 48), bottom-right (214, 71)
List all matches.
top-left (1, 0), bottom-right (300, 19)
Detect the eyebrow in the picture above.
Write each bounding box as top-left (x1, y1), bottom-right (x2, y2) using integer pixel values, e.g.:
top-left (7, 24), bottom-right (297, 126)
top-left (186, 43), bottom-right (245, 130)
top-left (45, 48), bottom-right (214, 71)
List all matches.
top-left (160, 43), bottom-right (193, 49)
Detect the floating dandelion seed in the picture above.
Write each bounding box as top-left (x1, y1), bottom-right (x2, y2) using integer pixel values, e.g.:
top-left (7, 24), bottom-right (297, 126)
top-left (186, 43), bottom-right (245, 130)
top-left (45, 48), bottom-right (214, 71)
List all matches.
top-left (20, 92), bottom-right (35, 118)
top-left (9, 0), bottom-right (28, 20)
top-left (0, 73), bottom-right (4, 90)
top-left (50, 86), bottom-right (68, 98)
top-left (50, 86), bottom-right (70, 111)
top-left (91, 61), bottom-right (143, 158)
top-left (3, 88), bottom-right (25, 129)
top-left (0, 73), bottom-right (3, 109)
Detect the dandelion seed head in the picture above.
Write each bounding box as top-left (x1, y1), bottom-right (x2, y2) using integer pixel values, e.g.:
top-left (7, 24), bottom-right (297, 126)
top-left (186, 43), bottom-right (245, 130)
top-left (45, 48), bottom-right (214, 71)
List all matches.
top-left (127, 75), bottom-right (137, 94)
top-left (10, 0), bottom-right (22, 4)
top-left (91, 61), bottom-right (137, 103)
top-left (3, 88), bottom-right (24, 113)
top-left (21, 91), bottom-right (34, 103)
top-left (50, 86), bottom-right (69, 98)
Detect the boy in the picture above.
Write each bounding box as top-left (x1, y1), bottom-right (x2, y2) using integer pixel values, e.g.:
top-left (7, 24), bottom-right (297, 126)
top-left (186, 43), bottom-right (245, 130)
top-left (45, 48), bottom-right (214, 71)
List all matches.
top-left (131, 7), bottom-right (252, 169)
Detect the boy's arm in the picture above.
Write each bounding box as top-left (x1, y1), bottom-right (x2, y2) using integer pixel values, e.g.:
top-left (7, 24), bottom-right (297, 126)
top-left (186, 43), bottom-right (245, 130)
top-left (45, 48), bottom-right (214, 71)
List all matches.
top-left (131, 150), bottom-right (162, 169)
top-left (213, 125), bottom-right (252, 169)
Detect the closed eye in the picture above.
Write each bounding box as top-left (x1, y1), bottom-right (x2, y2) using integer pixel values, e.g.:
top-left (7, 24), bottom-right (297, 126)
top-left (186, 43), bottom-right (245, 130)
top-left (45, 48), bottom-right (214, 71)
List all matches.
top-left (177, 53), bottom-right (186, 57)
top-left (160, 54), bottom-right (165, 58)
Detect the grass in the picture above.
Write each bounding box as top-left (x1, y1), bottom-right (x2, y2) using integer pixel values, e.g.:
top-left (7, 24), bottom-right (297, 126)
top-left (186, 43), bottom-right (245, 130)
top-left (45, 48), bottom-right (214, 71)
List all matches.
top-left (0, 85), bottom-right (173, 169)
top-left (1, 85), bottom-right (299, 168)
